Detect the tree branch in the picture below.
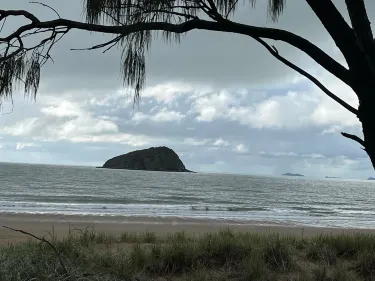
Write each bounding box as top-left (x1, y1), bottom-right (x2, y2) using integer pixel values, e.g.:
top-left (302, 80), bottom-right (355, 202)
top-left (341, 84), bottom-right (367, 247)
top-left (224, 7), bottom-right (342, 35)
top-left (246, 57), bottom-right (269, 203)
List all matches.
top-left (0, 15), bottom-right (352, 88)
top-left (345, 0), bottom-right (375, 64)
top-left (304, 0), bottom-right (362, 70)
top-left (252, 37), bottom-right (358, 115)
top-left (0, 9), bottom-right (40, 23)
top-left (341, 132), bottom-right (366, 150)
top-left (70, 34), bottom-right (123, 52)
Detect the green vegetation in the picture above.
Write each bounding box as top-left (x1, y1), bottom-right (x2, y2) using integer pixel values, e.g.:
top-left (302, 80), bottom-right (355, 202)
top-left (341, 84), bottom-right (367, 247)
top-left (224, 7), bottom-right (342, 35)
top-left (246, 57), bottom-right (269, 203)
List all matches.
top-left (1, 228), bottom-right (375, 280)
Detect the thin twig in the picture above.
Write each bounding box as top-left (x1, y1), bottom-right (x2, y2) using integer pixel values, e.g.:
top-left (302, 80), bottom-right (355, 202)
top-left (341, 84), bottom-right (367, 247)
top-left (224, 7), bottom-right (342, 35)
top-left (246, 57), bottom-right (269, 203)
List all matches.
top-left (225, 0), bottom-right (239, 18)
top-left (0, 17), bottom-right (6, 32)
top-left (29, 2), bottom-right (61, 18)
top-left (3, 225), bottom-right (69, 276)
top-left (70, 35), bottom-right (123, 51)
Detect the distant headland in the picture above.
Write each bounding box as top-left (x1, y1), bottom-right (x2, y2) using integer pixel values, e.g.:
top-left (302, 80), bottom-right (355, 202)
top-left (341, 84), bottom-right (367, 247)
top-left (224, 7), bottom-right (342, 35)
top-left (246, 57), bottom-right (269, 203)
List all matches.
top-left (368, 177), bottom-right (375, 180)
top-left (99, 146), bottom-right (194, 172)
top-left (282, 173), bottom-right (304, 177)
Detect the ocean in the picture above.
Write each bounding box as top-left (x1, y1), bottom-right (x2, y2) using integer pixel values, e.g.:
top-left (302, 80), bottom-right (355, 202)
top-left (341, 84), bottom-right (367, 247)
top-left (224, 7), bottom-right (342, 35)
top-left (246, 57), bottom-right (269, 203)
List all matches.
top-left (1, 162), bottom-right (375, 229)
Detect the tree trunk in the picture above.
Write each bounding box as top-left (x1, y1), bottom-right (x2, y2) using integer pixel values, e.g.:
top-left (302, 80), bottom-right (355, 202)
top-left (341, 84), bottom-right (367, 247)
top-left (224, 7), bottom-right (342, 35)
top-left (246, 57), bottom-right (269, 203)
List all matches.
top-left (358, 98), bottom-right (375, 170)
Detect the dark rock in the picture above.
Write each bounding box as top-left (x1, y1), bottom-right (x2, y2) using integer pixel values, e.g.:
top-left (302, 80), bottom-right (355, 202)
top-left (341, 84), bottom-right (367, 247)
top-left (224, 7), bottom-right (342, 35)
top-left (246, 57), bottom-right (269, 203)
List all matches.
top-left (367, 177), bottom-right (375, 180)
top-left (325, 176), bottom-right (339, 179)
top-left (282, 173), bottom-right (304, 177)
top-left (101, 146), bottom-right (193, 172)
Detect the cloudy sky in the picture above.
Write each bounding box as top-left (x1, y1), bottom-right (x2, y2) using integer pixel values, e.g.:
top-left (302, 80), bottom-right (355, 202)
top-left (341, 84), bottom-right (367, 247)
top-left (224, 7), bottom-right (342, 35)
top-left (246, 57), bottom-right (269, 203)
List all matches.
top-left (0, 0), bottom-right (374, 179)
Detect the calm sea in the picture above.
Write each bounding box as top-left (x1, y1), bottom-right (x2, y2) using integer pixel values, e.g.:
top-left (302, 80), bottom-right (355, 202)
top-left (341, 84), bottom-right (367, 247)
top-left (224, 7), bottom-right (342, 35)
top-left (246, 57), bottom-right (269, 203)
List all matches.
top-left (1, 162), bottom-right (375, 229)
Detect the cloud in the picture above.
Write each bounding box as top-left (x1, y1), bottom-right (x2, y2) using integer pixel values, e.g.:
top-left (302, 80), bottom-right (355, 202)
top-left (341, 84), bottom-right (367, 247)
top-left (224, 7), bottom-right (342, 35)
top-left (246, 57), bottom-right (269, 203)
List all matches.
top-left (234, 144), bottom-right (248, 153)
top-left (40, 100), bottom-right (84, 117)
top-left (141, 83), bottom-right (195, 104)
top-left (0, 1), bottom-right (374, 178)
top-left (183, 138), bottom-right (210, 146)
top-left (16, 142), bottom-right (38, 150)
top-left (193, 91), bottom-right (237, 122)
top-left (191, 81), bottom-right (360, 132)
top-left (2, 118), bottom-right (40, 137)
top-left (213, 138), bottom-right (230, 147)
top-left (132, 107), bottom-right (186, 123)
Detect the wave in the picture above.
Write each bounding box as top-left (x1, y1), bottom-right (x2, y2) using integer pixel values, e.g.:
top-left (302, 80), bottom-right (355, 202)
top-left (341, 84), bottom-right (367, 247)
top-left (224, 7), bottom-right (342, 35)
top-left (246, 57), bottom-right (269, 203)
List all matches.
top-left (190, 206), bottom-right (268, 212)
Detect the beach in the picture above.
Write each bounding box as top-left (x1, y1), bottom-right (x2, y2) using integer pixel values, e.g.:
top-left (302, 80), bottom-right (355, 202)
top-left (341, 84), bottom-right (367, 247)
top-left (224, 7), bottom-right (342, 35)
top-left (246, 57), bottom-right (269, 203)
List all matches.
top-left (2, 213), bottom-right (375, 245)
top-left (3, 165), bottom-right (375, 280)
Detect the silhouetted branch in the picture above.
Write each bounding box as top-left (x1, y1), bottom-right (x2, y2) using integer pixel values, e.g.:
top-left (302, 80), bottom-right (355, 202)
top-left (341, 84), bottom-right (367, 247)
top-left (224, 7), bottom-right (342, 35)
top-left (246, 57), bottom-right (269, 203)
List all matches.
top-left (70, 34), bottom-right (123, 52)
top-left (0, 9), bottom-right (40, 23)
top-left (0, 14), bottom-right (351, 86)
top-left (252, 36), bottom-right (358, 115)
top-left (341, 132), bottom-right (366, 149)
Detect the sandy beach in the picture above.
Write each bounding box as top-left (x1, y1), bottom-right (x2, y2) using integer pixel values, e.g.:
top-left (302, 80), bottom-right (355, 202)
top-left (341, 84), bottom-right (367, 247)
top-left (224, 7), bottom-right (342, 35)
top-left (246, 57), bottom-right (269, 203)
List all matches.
top-left (1, 213), bottom-right (375, 245)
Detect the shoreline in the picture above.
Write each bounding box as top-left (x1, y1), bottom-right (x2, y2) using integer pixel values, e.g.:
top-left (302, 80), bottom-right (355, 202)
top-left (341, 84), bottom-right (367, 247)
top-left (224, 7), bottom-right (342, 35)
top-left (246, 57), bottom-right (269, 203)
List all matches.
top-left (2, 213), bottom-right (375, 245)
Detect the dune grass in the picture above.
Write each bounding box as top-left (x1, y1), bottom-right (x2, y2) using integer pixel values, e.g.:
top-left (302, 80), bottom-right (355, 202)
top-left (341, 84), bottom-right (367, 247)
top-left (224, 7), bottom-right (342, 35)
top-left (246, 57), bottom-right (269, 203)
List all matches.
top-left (1, 228), bottom-right (375, 280)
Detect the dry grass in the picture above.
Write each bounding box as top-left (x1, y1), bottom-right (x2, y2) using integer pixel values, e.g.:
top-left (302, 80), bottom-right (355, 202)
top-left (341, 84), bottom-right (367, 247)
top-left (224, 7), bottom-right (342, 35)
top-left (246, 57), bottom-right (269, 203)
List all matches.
top-left (0, 228), bottom-right (374, 280)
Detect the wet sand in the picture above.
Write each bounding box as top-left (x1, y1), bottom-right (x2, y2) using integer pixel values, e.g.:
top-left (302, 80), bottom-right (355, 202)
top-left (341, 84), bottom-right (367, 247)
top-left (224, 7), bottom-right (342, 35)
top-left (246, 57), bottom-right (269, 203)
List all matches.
top-left (1, 213), bottom-right (375, 245)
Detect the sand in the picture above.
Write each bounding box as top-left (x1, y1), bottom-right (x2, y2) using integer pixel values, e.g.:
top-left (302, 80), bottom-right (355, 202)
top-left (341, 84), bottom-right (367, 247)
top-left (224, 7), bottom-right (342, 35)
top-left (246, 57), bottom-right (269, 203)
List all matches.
top-left (1, 213), bottom-right (375, 245)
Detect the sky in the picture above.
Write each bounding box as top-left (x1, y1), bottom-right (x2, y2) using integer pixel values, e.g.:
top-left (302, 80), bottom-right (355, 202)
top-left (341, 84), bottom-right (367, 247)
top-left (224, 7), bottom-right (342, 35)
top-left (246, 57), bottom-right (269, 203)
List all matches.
top-left (0, 0), bottom-right (374, 179)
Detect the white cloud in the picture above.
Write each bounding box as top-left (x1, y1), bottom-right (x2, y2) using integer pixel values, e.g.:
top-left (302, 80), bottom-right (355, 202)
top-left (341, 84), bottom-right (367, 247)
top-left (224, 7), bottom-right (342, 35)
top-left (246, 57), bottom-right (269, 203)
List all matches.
top-left (41, 100), bottom-right (83, 117)
top-left (16, 142), bottom-right (37, 150)
top-left (190, 76), bottom-right (360, 132)
top-left (301, 153), bottom-right (326, 159)
top-left (87, 89), bottom-right (132, 109)
top-left (132, 107), bottom-right (185, 123)
top-left (326, 155), bottom-right (359, 167)
top-left (64, 133), bottom-right (154, 146)
top-left (57, 115), bottom-right (118, 136)
top-left (142, 82), bottom-right (194, 104)
top-left (259, 151), bottom-right (326, 159)
top-left (234, 144), bottom-right (248, 153)
top-left (213, 138), bottom-right (229, 147)
top-left (192, 89), bottom-right (317, 129)
top-left (260, 151), bottom-right (298, 157)
top-left (0, 77), bottom-right (370, 178)
top-left (151, 108), bottom-right (185, 122)
top-left (227, 91), bottom-right (318, 129)
top-left (2, 117), bottom-right (39, 136)
top-left (183, 138), bottom-right (210, 146)
top-left (193, 91), bottom-right (237, 122)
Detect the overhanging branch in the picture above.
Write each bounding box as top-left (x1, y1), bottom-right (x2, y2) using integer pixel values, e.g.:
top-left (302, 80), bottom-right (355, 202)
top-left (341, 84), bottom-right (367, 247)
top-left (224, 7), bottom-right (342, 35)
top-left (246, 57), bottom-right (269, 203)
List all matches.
top-left (253, 37), bottom-right (358, 116)
top-left (0, 13), bottom-right (352, 88)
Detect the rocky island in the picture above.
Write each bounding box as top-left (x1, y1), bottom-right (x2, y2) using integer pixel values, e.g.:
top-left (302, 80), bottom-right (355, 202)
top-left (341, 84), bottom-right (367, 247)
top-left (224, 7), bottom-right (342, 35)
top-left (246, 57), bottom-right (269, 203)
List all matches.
top-left (282, 173), bottom-right (304, 177)
top-left (100, 146), bottom-right (193, 172)
top-left (368, 177), bottom-right (375, 180)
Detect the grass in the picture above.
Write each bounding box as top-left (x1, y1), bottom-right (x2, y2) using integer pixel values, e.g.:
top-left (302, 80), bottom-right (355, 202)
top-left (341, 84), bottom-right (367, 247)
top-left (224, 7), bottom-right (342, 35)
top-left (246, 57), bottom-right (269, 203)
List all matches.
top-left (1, 228), bottom-right (375, 280)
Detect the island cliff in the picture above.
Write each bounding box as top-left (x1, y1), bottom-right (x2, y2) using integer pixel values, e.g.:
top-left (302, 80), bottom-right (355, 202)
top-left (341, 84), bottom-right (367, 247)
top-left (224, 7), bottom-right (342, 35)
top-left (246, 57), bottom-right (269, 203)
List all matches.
top-left (101, 146), bottom-right (192, 172)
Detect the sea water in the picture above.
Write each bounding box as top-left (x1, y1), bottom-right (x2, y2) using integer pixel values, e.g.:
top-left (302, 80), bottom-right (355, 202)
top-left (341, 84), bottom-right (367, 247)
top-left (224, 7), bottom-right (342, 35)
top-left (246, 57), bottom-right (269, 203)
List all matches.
top-left (1, 162), bottom-right (375, 229)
